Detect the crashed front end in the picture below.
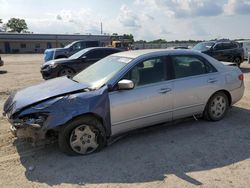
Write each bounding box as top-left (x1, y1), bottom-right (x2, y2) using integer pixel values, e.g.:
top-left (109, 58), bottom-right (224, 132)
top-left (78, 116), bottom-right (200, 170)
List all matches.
top-left (3, 93), bottom-right (55, 141)
top-left (3, 83), bottom-right (111, 143)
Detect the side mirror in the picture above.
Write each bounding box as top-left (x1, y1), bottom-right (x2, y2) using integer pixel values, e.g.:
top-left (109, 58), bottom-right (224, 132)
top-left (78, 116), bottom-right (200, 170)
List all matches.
top-left (118, 79), bottom-right (134, 90)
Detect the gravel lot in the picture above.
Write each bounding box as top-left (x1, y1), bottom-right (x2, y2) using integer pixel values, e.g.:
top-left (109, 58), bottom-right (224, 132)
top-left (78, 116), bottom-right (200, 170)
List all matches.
top-left (0, 54), bottom-right (250, 188)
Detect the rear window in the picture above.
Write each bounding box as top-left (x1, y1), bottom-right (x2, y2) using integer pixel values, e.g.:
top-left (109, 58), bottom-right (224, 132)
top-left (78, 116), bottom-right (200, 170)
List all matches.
top-left (172, 55), bottom-right (217, 79)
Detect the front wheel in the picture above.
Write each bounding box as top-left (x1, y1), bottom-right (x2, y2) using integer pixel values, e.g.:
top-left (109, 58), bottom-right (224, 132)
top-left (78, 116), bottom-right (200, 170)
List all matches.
top-left (204, 92), bottom-right (229, 121)
top-left (58, 116), bottom-right (106, 155)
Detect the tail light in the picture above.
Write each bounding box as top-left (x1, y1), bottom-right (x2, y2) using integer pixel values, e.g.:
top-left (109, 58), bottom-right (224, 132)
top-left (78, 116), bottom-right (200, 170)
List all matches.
top-left (238, 74), bottom-right (244, 81)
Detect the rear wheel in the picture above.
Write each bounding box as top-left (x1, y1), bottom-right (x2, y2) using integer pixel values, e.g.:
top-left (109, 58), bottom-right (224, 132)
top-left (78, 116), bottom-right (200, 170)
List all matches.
top-left (233, 57), bottom-right (241, 66)
top-left (58, 116), bottom-right (106, 155)
top-left (204, 92), bottom-right (229, 121)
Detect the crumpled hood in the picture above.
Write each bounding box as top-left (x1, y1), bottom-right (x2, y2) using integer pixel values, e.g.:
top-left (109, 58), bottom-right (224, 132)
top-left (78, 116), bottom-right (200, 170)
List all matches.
top-left (3, 77), bottom-right (90, 116)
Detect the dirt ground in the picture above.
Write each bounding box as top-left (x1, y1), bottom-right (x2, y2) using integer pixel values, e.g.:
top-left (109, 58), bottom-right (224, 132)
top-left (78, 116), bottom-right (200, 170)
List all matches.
top-left (0, 54), bottom-right (250, 188)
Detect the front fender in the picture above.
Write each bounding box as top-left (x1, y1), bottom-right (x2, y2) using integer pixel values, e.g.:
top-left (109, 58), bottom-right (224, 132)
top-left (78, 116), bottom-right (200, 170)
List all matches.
top-left (19, 86), bottom-right (111, 136)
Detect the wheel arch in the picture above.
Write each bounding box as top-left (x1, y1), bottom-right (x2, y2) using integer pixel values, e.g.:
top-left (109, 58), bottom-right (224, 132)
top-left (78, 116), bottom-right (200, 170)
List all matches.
top-left (209, 89), bottom-right (232, 107)
top-left (57, 66), bottom-right (76, 76)
top-left (58, 112), bottom-right (109, 137)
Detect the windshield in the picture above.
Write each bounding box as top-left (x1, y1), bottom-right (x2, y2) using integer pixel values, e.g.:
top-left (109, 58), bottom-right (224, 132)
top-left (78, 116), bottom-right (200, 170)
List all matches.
top-left (69, 48), bottom-right (90, 59)
top-left (193, 42), bottom-right (215, 51)
top-left (73, 56), bottom-right (132, 89)
top-left (64, 42), bottom-right (75, 49)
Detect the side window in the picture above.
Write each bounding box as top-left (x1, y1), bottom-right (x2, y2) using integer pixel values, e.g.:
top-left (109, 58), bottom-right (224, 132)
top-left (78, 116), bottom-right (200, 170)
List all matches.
top-left (214, 43), bottom-right (224, 51)
top-left (85, 41), bottom-right (99, 48)
top-left (86, 50), bottom-right (103, 59)
top-left (172, 56), bottom-right (209, 79)
top-left (80, 42), bottom-right (87, 49)
top-left (72, 42), bottom-right (82, 50)
top-left (231, 42), bottom-right (238, 49)
top-left (224, 42), bottom-right (236, 49)
top-left (102, 49), bottom-right (116, 57)
top-left (123, 57), bottom-right (166, 87)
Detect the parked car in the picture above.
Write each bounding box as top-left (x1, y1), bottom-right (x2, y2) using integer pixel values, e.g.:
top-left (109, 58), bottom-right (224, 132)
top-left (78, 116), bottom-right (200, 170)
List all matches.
top-left (3, 49), bottom-right (244, 155)
top-left (237, 40), bottom-right (250, 60)
top-left (0, 56), bottom-right (3, 67)
top-left (193, 40), bottom-right (244, 66)
top-left (41, 47), bottom-right (123, 79)
top-left (44, 40), bottom-right (100, 62)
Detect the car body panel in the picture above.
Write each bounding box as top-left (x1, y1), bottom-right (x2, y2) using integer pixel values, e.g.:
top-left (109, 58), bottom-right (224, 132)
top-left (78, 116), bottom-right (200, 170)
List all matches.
top-left (172, 72), bottom-right (221, 119)
top-left (110, 80), bottom-right (173, 136)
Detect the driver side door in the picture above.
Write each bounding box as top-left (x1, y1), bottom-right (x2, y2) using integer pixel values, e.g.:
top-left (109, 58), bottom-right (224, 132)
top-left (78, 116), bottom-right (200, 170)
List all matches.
top-left (109, 56), bottom-right (173, 136)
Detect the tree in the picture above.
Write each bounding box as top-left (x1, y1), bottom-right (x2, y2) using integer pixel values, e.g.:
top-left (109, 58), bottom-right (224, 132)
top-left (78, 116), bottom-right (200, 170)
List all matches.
top-left (0, 19), bottom-right (2, 24)
top-left (123, 34), bottom-right (134, 43)
top-left (111, 33), bottom-right (119, 42)
top-left (6, 18), bottom-right (28, 33)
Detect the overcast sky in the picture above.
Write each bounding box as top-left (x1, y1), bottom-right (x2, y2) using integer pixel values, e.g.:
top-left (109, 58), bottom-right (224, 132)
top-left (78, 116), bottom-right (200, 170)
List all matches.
top-left (0, 0), bottom-right (250, 41)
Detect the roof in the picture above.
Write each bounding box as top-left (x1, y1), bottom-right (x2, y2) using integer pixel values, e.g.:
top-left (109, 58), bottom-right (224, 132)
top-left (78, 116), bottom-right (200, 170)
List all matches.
top-left (112, 49), bottom-right (201, 59)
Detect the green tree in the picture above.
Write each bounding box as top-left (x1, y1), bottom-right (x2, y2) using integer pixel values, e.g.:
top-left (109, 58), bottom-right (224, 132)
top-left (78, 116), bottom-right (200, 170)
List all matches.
top-left (123, 34), bottom-right (134, 43)
top-left (111, 33), bottom-right (119, 42)
top-left (6, 18), bottom-right (28, 33)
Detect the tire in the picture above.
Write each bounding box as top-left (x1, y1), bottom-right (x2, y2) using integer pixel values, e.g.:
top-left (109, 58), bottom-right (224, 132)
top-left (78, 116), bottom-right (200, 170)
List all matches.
top-left (233, 57), bottom-right (241, 66)
top-left (58, 116), bottom-right (107, 155)
top-left (204, 92), bottom-right (229, 121)
top-left (58, 67), bottom-right (75, 77)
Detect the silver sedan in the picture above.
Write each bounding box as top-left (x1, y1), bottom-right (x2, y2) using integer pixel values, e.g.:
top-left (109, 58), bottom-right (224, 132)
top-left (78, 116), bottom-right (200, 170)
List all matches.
top-left (3, 49), bottom-right (245, 155)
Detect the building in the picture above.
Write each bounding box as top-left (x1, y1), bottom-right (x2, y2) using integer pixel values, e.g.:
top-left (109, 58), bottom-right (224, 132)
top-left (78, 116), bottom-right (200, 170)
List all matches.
top-left (0, 33), bottom-right (114, 53)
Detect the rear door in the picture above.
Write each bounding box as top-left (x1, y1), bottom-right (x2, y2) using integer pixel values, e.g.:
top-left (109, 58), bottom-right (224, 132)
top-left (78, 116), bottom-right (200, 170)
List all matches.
top-left (170, 55), bottom-right (220, 119)
top-left (109, 56), bottom-right (173, 136)
top-left (85, 49), bottom-right (104, 64)
top-left (212, 43), bottom-right (229, 61)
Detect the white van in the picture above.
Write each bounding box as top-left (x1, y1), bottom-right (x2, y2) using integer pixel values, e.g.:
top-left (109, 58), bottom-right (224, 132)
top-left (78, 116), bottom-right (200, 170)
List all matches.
top-left (237, 40), bottom-right (250, 60)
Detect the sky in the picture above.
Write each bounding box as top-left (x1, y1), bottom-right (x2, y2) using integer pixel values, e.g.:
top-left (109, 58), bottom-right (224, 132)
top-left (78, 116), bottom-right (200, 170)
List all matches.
top-left (0, 0), bottom-right (250, 41)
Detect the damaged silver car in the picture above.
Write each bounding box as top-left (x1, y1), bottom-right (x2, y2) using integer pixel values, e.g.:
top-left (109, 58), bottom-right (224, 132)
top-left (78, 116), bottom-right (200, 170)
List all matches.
top-left (3, 49), bottom-right (245, 155)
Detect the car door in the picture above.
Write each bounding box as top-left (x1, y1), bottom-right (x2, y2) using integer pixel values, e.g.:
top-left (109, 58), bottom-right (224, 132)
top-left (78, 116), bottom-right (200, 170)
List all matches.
top-left (109, 56), bottom-right (173, 136)
top-left (171, 55), bottom-right (220, 119)
top-left (212, 43), bottom-right (228, 61)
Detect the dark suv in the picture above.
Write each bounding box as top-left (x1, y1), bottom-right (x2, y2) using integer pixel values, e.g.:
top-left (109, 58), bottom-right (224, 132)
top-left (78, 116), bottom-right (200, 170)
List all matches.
top-left (41, 47), bottom-right (122, 79)
top-left (193, 41), bottom-right (244, 66)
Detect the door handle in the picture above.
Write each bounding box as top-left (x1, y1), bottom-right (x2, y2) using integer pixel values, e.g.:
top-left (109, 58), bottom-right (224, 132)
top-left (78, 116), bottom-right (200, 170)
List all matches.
top-left (159, 88), bottom-right (172, 94)
top-left (207, 78), bottom-right (218, 83)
